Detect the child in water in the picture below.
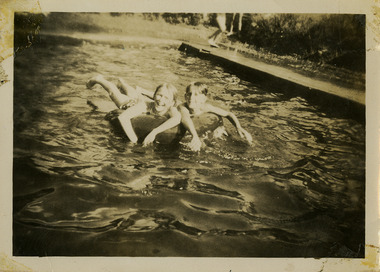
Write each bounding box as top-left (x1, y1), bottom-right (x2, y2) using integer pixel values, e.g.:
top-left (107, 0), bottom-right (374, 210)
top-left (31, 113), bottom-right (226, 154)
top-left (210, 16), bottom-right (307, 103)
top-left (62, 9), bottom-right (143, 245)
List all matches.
top-left (180, 82), bottom-right (253, 151)
top-left (86, 75), bottom-right (181, 146)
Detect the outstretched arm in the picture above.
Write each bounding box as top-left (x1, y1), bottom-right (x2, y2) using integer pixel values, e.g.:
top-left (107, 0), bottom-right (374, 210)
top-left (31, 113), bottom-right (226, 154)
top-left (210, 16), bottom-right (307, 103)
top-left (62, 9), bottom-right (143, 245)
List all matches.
top-left (118, 102), bottom-right (147, 143)
top-left (143, 107), bottom-right (182, 146)
top-left (206, 104), bottom-right (253, 144)
top-left (179, 106), bottom-right (202, 151)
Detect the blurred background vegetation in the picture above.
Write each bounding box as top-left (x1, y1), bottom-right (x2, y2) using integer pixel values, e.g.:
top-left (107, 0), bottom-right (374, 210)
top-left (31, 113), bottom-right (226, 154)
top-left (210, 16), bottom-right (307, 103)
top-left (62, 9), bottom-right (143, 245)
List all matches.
top-left (157, 13), bottom-right (365, 72)
top-left (14, 12), bottom-right (365, 74)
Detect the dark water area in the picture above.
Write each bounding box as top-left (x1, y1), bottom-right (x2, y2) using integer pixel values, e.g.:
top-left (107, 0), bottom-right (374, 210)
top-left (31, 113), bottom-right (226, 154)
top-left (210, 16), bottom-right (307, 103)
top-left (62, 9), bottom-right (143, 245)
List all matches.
top-left (13, 34), bottom-right (365, 257)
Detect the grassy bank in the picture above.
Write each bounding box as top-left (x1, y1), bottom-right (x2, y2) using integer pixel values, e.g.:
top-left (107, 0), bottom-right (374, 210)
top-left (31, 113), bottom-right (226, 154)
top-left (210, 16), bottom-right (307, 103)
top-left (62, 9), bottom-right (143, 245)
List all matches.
top-left (15, 12), bottom-right (365, 91)
top-left (32, 13), bottom-right (214, 44)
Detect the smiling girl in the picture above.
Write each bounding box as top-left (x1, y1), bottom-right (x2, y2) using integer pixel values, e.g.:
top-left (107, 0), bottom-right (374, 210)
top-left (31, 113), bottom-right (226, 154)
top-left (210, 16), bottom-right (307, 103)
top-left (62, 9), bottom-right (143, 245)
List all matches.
top-left (87, 75), bottom-right (181, 146)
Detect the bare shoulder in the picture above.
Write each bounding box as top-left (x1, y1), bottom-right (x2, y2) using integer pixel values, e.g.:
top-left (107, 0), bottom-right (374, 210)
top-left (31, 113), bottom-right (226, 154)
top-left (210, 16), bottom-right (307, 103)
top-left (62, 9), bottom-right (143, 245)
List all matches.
top-left (178, 103), bottom-right (190, 112)
top-left (203, 103), bottom-right (216, 111)
top-left (204, 103), bottom-right (230, 116)
top-left (169, 106), bottom-right (181, 116)
top-left (204, 103), bottom-right (222, 112)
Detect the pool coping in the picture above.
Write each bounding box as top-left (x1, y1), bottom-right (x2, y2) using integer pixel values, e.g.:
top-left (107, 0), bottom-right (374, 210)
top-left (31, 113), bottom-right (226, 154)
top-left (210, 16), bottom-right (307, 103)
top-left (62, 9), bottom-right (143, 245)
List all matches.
top-left (179, 42), bottom-right (365, 121)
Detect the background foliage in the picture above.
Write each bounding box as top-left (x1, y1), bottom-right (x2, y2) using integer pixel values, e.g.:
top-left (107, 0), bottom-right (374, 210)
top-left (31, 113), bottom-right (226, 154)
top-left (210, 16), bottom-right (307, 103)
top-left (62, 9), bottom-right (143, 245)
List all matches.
top-left (14, 12), bottom-right (365, 72)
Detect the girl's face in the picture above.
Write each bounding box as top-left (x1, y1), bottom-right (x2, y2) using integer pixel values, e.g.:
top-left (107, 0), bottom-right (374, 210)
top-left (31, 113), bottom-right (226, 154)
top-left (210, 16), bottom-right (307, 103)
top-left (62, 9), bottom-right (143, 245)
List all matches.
top-left (154, 88), bottom-right (174, 114)
top-left (185, 89), bottom-right (207, 114)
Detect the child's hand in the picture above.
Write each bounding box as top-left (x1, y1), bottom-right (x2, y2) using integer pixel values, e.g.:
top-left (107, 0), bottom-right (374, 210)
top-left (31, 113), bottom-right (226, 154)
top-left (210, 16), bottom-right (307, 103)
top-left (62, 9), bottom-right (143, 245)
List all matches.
top-left (142, 131), bottom-right (157, 146)
top-left (237, 128), bottom-right (253, 144)
top-left (188, 136), bottom-right (202, 152)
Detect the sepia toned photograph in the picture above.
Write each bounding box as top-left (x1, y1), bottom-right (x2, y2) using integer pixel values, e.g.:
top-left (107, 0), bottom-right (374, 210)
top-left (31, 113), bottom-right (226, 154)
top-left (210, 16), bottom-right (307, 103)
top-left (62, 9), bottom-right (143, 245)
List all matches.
top-left (11, 11), bottom-right (367, 259)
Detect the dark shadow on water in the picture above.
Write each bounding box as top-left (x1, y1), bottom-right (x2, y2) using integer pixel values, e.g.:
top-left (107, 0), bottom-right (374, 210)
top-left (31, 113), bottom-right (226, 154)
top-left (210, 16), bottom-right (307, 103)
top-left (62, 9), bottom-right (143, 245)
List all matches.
top-left (13, 188), bottom-right (55, 214)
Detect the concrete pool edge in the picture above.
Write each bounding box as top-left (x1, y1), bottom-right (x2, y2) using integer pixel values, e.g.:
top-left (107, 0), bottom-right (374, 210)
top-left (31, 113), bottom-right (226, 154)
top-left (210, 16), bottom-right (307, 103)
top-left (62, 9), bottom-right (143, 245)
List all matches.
top-left (178, 42), bottom-right (365, 122)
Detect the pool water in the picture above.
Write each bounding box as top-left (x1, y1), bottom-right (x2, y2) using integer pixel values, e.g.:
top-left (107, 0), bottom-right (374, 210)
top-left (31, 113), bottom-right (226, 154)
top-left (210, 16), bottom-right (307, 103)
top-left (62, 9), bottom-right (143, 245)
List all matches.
top-left (13, 34), bottom-right (365, 257)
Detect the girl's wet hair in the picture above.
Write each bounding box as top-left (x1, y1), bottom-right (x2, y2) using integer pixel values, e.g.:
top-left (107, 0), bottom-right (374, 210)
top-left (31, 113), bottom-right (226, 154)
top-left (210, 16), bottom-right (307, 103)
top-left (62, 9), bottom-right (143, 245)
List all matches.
top-left (186, 82), bottom-right (208, 96)
top-left (154, 83), bottom-right (179, 106)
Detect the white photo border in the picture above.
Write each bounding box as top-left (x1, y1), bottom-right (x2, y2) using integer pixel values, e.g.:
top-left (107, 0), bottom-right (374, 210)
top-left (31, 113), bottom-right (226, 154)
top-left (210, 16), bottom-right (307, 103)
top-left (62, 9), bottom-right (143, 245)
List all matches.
top-left (1, 0), bottom-right (378, 271)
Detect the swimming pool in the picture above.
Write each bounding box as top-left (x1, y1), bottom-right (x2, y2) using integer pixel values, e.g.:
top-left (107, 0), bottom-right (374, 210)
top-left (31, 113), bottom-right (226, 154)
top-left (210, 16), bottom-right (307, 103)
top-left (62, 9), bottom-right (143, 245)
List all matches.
top-left (13, 33), bottom-right (365, 257)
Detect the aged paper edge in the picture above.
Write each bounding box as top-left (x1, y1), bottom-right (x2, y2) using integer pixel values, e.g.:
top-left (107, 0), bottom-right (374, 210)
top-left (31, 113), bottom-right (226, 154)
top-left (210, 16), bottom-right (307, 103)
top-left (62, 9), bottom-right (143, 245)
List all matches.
top-left (0, 0), bottom-right (378, 271)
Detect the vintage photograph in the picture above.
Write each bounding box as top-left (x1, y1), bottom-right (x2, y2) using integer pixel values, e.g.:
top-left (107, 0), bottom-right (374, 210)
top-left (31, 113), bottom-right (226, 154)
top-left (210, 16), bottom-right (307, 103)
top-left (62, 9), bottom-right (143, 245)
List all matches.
top-left (11, 11), bottom-right (367, 258)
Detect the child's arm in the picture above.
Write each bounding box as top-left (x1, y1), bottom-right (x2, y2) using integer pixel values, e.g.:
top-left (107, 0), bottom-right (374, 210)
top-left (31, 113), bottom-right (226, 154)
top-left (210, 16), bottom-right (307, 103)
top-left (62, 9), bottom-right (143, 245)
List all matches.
top-left (142, 107), bottom-right (182, 146)
top-left (179, 105), bottom-right (202, 152)
top-left (118, 102), bottom-right (147, 143)
top-left (206, 104), bottom-right (253, 144)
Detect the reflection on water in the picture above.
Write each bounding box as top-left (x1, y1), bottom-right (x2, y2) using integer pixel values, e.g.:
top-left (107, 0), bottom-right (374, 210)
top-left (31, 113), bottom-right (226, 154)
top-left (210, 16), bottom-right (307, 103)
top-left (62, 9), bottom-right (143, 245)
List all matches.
top-left (13, 34), bottom-right (365, 257)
